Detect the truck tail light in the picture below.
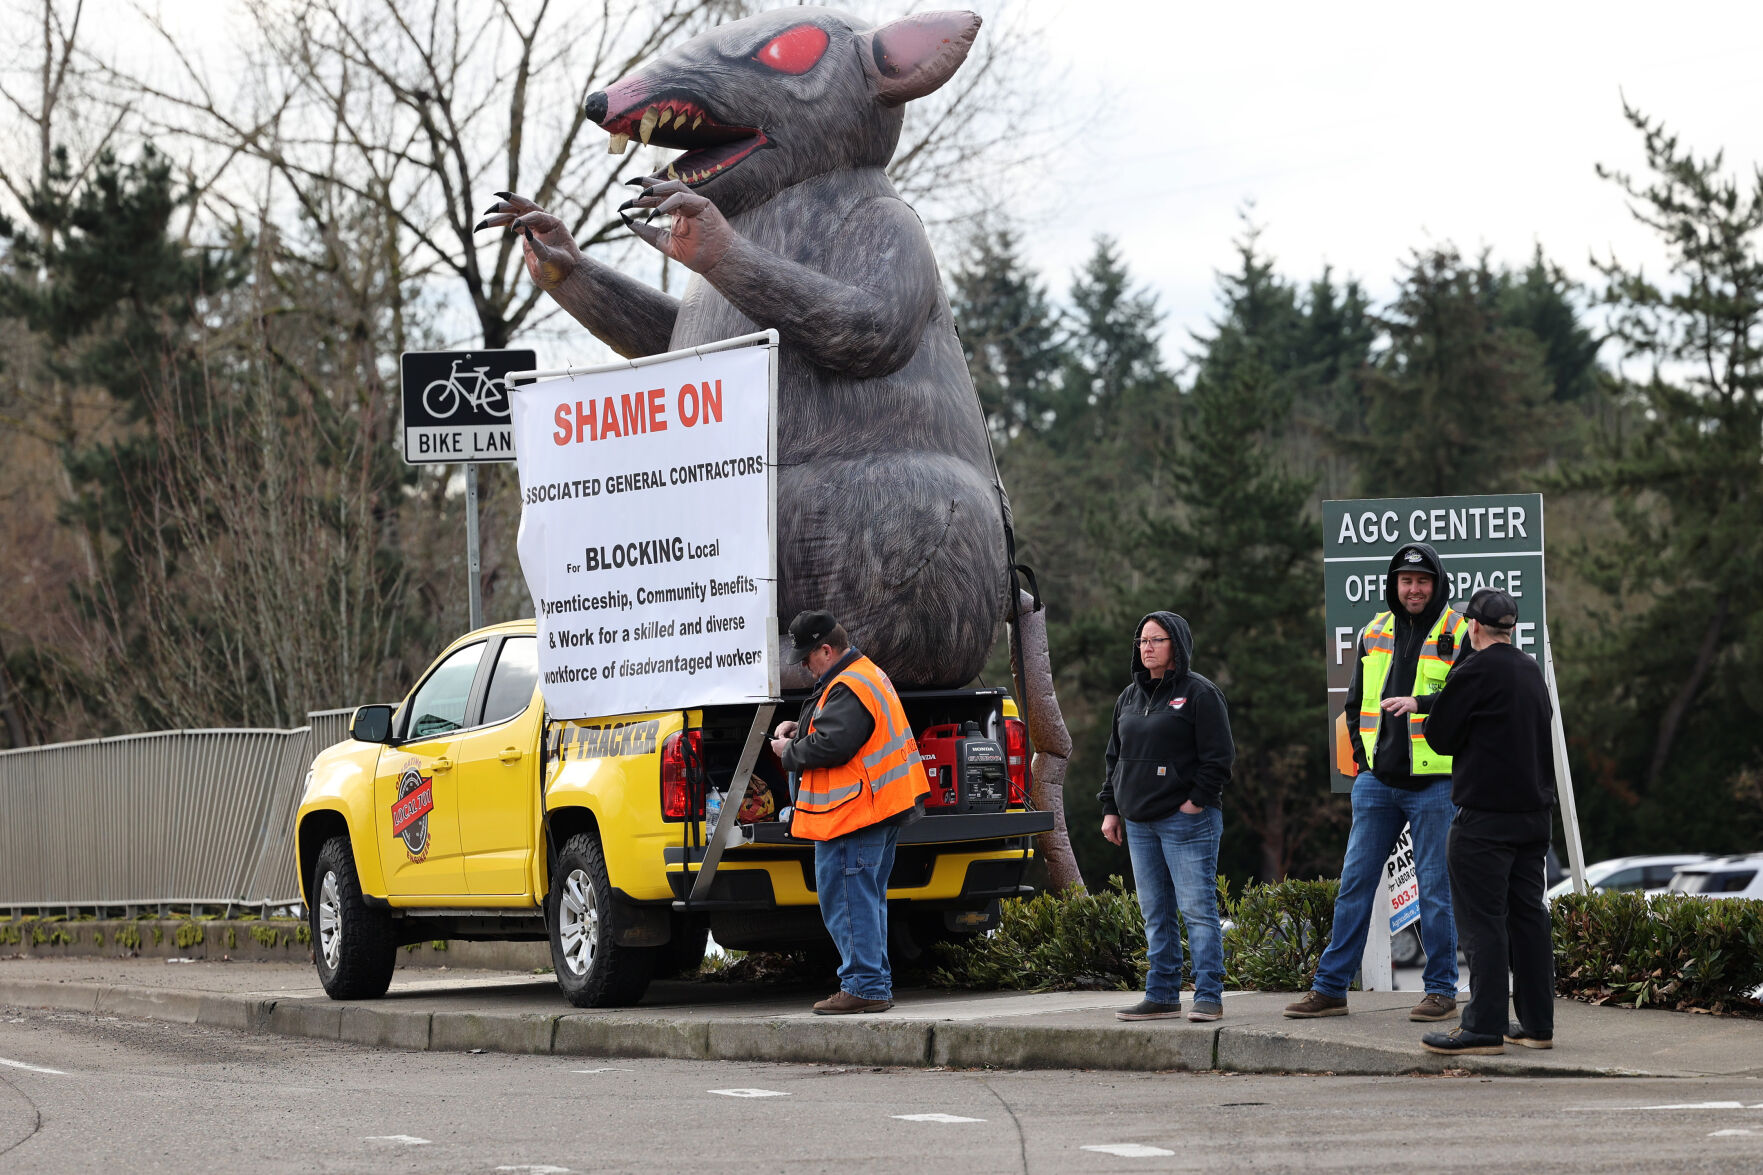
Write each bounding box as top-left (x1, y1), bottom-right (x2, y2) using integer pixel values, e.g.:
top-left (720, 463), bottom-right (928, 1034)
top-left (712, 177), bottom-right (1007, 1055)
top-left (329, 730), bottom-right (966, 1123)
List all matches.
top-left (661, 729), bottom-right (703, 820)
top-left (1003, 716), bottom-right (1029, 805)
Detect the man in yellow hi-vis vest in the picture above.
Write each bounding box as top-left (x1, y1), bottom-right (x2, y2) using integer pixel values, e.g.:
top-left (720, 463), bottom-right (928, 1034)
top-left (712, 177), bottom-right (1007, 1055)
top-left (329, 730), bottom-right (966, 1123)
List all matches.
top-left (770, 610), bottom-right (930, 1015)
top-left (1286, 543), bottom-right (1468, 1023)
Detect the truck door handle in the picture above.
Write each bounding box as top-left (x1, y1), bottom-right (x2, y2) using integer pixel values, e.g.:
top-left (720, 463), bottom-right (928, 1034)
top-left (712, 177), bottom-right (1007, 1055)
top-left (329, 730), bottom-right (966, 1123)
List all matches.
top-left (431, 757), bottom-right (453, 773)
top-left (498, 747), bottom-right (524, 764)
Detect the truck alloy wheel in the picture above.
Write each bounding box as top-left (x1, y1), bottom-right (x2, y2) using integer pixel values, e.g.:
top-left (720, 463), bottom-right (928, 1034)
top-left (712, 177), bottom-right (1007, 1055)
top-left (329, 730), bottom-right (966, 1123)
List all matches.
top-left (557, 868), bottom-right (600, 977)
top-left (546, 832), bottom-right (654, 1007)
top-left (317, 872), bottom-right (344, 971)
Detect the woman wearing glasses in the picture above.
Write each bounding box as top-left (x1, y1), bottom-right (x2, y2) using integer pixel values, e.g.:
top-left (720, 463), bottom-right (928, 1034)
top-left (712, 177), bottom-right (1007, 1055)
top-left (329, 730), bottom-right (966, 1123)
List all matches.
top-left (1100, 611), bottom-right (1235, 1022)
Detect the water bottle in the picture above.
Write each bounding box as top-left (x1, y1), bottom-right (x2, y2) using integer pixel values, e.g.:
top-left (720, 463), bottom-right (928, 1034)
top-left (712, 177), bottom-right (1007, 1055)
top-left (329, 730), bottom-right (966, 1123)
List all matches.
top-left (704, 788), bottom-right (723, 831)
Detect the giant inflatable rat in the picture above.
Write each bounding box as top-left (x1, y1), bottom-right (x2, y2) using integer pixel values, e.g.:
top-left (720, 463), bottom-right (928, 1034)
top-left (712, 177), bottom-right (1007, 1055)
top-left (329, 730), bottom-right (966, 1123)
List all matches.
top-left (480, 7), bottom-right (1005, 689)
top-left (481, 6), bottom-right (1085, 887)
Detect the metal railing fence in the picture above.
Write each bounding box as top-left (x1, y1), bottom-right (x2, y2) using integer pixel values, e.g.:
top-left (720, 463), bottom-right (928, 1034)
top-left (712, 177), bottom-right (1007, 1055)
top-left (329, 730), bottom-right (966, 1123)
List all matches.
top-left (0, 709), bottom-right (353, 915)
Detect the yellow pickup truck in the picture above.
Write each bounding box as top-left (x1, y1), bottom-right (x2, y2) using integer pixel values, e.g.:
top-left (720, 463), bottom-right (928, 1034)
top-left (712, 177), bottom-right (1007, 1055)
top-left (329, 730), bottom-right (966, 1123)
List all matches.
top-left (297, 620), bottom-right (1051, 1007)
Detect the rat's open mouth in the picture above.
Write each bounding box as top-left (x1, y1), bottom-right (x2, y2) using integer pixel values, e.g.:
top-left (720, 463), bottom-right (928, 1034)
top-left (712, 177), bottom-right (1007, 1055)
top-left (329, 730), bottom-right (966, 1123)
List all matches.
top-left (602, 97), bottom-right (767, 186)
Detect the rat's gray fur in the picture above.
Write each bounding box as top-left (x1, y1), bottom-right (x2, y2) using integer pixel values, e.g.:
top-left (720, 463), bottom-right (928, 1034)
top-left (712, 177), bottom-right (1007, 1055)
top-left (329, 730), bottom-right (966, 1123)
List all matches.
top-left (538, 8), bottom-right (1005, 688)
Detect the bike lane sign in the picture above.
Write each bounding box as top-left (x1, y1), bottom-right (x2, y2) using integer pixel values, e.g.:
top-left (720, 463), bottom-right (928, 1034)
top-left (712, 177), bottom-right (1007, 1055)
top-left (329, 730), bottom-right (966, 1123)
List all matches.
top-left (401, 349), bottom-right (536, 465)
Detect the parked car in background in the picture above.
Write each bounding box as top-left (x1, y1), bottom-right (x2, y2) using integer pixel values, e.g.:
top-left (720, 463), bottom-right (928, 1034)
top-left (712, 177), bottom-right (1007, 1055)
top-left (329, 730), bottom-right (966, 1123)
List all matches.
top-left (1666, 854), bottom-right (1763, 900)
top-left (1543, 854), bottom-right (1713, 904)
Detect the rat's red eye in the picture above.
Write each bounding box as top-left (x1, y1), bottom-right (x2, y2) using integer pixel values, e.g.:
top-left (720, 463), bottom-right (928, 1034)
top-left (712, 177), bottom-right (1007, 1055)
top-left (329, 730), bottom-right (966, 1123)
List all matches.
top-left (753, 25), bottom-right (828, 74)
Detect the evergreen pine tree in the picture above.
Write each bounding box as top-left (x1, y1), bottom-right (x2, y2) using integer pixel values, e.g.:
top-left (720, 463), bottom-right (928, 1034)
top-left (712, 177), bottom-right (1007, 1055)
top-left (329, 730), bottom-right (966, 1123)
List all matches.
top-left (949, 224), bottom-right (1064, 442)
top-left (1563, 106), bottom-right (1763, 850)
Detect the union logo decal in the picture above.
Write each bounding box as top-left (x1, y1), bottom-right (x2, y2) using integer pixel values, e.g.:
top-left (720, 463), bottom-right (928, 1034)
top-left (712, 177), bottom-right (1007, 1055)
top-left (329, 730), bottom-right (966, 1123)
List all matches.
top-left (1169, 697), bottom-right (1188, 710)
top-left (392, 767), bottom-right (435, 863)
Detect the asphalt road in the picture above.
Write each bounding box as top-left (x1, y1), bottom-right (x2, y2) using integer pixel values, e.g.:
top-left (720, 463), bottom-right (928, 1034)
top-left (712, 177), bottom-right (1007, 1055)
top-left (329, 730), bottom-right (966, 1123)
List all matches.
top-left (2, 1005), bottom-right (1761, 1174)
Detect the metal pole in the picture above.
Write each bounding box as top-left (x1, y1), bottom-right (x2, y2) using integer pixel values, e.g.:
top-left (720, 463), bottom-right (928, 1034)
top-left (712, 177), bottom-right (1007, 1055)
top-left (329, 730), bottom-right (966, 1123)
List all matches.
top-left (1542, 623), bottom-right (1587, 895)
top-left (465, 463), bottom-right (483, 630)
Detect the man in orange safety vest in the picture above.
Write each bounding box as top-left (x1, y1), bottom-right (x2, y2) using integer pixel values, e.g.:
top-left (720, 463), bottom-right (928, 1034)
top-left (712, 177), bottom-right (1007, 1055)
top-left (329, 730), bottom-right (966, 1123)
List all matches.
top-left (770, 610), bottom-right (930, 1014)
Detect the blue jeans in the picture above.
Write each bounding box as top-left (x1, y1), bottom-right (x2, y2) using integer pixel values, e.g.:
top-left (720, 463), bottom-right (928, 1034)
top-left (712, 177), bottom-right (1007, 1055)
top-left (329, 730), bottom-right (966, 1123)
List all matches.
top-left (1125, 806), bottom-right (1224, 1006)
top-left (814, 820), bottom-right (900, 1001)
top-left (1313, 772), bottom-right (1458, 998)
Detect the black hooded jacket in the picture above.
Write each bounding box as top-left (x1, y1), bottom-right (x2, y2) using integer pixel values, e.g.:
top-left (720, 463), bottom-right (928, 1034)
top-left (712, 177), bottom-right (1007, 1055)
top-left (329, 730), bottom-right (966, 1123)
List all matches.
top-left (1341, 542), bottom-right (1453, 790)
top-left (1099, 612), bottom-right (1235, 820)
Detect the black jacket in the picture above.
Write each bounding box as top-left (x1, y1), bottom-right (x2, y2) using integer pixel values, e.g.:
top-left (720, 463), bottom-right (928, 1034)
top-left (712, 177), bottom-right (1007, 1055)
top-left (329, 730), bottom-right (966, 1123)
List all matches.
top-left (1341, 542), bottom-right (1453, 790)
top-left (780, 648), bottom-right (873, 773)
top-left (1422, 640), bottom-right (1556, 812)
top-left (1099, 611), bottom-right (1235, 820)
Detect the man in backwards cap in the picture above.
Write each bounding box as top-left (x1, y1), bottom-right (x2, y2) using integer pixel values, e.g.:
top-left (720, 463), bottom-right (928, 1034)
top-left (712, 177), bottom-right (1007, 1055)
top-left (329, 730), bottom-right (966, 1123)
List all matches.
top-left (1287, 543), bottom-right (1467, 1023)
top-left (1416, 588), bottom-right (1558, 1056)
top-left (770, 610), bottom-right (929, 1015)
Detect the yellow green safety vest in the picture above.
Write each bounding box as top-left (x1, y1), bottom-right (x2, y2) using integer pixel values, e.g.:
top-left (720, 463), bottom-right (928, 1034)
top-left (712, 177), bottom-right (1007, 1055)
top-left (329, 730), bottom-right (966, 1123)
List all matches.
top-left (1357, 607), bottom-right (1468, 777)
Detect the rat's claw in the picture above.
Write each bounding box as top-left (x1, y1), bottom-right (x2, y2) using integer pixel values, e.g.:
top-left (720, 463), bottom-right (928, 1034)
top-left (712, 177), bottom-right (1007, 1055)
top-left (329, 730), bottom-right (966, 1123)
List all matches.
top-left (626, 217), bottom-right (666, 250)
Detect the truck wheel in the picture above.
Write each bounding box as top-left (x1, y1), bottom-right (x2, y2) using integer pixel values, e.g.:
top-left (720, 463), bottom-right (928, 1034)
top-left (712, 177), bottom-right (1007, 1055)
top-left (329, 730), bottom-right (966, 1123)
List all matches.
top-left (547, 833), bottom-right (654, 1007)
top-left (310, 836), bottom-right (396, 1000)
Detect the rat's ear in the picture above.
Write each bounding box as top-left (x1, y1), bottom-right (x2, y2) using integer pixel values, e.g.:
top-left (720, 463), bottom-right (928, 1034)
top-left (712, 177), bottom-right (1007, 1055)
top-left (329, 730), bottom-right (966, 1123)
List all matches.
top-left (862, 11), bottom-right (981, 107)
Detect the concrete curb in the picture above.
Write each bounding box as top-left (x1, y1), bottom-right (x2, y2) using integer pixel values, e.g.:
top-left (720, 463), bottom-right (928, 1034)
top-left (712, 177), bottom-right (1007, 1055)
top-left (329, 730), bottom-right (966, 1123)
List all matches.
top-left (0, 977), bottom-right (1695, 1077)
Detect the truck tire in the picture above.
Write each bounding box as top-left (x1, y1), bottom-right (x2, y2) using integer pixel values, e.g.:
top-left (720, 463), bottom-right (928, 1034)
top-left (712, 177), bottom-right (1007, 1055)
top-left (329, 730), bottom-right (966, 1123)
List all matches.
top-left (310, 836), bottom-right (397, 1000)
top-left (547, 833), bottom-right (655, 1007)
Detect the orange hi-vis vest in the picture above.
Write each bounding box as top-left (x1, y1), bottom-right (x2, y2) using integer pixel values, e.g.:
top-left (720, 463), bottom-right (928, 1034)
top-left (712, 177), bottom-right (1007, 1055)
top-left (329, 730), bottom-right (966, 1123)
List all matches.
top-left (791, 655), bottom-right (931, 842)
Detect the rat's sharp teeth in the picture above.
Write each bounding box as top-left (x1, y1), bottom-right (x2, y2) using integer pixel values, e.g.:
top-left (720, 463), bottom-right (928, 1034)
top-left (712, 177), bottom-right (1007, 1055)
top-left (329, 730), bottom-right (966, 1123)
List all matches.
top-left (667, 162), bottom-right (679, 180)
top-left (608, 133), bottom-right (630, 155)
top-left (658, 108), bottom-right (674, 129)
top-left (692, 115), bottom-right (702, 130)
top-left (639, 107), bottom-right (657, 143)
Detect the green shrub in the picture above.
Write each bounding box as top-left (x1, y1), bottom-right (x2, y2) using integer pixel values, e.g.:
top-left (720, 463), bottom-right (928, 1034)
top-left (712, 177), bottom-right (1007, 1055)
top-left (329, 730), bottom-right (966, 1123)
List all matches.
top-left (1221, 878), bottom-right (1340, 992)
top-left (932, 876), bottom-right (1342, 993)
top-left (1553, 892), bottom-right (1763, 1014)
top-left (931, 876), bottom-right (1149, 991)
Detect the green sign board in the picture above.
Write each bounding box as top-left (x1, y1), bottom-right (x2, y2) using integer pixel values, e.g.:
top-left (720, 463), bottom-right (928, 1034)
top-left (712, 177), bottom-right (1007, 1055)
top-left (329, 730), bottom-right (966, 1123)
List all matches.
top-left (1323, 494), bottom-right (1547, 791)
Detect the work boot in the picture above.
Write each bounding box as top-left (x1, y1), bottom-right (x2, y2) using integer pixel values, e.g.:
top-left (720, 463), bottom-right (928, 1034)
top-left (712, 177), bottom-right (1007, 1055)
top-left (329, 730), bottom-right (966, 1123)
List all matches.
top-left (812, 990), bottom-right (893, 1015)
top-left (1421, 1026), bottom-right (1504, 1055)
top-left (1504, 1022), bottom-right (1554, 1050)
top-left (1283, 990), bottom-right (1348, 1018)
top-left (1115, 999), bottom-right (1182, 1021)
top-left (1186, 1000), bottom-right (1224, 1022)
top-left (1409, 993), bottom-right (1459, 1022)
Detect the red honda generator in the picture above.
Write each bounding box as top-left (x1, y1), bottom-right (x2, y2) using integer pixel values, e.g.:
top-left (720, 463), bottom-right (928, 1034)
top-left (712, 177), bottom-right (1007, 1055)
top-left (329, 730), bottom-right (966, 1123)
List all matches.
top-left (916, 721), bottom-right (1009, 813)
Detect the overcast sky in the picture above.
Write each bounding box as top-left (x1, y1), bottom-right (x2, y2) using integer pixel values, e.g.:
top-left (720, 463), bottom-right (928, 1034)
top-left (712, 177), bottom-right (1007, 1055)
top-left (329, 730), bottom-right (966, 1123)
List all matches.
top-left (45, 1), bottom-right (1763, 371)
top-left (1020, 0), bottom-right (1763, 371)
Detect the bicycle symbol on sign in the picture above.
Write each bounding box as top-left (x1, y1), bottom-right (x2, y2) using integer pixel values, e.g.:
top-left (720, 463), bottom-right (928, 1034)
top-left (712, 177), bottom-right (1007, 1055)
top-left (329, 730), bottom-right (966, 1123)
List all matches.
top-left (422, 360), bottom-right (511, 421)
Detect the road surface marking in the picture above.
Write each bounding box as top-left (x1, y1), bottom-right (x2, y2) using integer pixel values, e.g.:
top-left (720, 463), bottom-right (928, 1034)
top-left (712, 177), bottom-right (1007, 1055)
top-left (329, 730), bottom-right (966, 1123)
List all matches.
top-left (1083, 1144), bottom-right (1175, 1158)
top-left (1711, 1130), bottom-right (1758, 1137)
top-left (573, 1068), bottom-right (633, 1074)
top-left (496, 1166), bottom-right (573, 1173)
top-left (709, 1088), bottom-right (789, 1098)
top-left (1636, 1102), bottom-right (1753, 1110)
top-left (893, 1113), bottom-right (985, 1123)
top-left (0, 1057), bottom-right (65, 1075)
top-left (365, 1135), bottom-right (432, 1145)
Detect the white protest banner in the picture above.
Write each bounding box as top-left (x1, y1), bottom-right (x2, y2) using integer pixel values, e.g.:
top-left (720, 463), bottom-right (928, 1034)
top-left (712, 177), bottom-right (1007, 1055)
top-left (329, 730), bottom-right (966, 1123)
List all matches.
top-left (510, 332), bottom-right (779, 719)
top-left (1385, 824), bottom-right (1419, 934)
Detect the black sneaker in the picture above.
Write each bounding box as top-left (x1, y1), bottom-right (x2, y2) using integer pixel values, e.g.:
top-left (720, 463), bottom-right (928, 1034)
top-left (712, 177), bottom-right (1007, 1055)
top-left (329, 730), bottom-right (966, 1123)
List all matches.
top-left (1504, 1022), bottom-right (1554, 1050)
top-left (1115, 999), bottom-right (1182, 1021)
top-left (1421, 1027), bottom-right (1505, 1056)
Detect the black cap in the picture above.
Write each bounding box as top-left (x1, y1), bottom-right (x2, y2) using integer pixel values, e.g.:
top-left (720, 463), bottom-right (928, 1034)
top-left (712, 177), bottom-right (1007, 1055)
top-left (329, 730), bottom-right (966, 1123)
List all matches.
top-left (1393, 546), bottom-right (1434, 575)
top-left (783, 609), bottom-right (839, 664)
top-left (1464, 588), bottom-right (1518, 629)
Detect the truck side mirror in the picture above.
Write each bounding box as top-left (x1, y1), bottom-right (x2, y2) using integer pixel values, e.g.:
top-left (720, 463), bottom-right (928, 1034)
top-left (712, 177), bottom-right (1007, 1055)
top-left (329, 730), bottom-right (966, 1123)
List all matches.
top-left (350, 704), bottom-right (396, 745)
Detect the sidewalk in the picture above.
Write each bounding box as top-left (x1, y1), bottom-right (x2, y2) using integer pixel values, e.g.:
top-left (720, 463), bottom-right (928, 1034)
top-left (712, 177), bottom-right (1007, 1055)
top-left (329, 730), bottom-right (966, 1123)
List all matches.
top-left (3, 956), bottom-right (1760, 1078)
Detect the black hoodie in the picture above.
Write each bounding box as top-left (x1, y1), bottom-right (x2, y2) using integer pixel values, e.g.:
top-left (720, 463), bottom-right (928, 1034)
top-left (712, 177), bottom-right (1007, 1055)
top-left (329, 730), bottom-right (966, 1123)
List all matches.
top-left (1099, 612), bottom-right (1235, 820)
top-left (1341, 542), bottom-right (1453, 790)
